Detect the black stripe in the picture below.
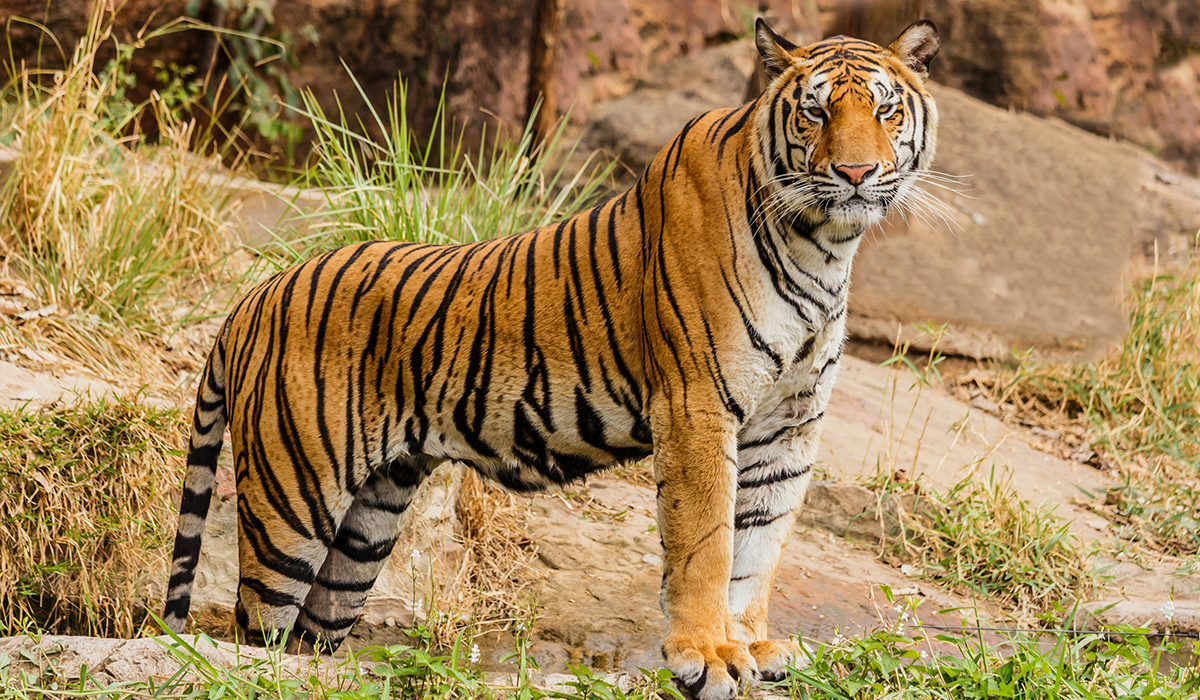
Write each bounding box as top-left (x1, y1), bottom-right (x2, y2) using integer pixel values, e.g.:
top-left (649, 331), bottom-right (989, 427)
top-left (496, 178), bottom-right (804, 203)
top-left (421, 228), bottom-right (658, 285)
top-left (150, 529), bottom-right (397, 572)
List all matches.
top-left (734, 509), bottom-right (790, 529)
top-left (738, 464), bottom-right (812, 489)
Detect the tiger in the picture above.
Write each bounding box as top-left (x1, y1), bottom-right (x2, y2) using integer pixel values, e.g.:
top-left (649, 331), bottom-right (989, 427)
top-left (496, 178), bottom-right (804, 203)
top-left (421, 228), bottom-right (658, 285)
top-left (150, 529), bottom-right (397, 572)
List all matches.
top-left (163, 18), bottom-right (939, 700)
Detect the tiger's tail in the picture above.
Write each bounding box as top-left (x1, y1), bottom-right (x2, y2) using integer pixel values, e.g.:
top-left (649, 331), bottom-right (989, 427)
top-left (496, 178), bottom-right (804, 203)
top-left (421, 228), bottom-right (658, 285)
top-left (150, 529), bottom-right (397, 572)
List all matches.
top-left (162, 326), bottom-right (229, 633)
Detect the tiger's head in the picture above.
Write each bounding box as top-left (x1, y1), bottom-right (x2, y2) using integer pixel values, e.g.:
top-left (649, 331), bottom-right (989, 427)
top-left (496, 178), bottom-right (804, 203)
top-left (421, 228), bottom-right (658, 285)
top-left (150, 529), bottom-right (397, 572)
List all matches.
top-left (753, 19), bottom-right (940, 230)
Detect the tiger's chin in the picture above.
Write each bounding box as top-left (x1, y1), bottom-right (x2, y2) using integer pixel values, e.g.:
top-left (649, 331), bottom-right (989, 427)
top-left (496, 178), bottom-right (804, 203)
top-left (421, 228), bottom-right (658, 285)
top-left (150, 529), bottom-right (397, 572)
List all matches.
top-left (822, 196), bottom-right (887, 230)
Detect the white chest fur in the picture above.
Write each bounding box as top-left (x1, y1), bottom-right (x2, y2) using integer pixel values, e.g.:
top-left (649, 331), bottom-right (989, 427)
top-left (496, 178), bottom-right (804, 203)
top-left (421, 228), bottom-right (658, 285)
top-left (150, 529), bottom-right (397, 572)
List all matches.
top-left (734, 219), bottom-right (860, 443)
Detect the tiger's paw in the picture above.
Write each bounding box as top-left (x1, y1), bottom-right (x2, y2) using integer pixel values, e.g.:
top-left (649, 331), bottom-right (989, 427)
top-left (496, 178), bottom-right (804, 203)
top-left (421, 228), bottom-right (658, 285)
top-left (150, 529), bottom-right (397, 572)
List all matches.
top-left (664, 636), bottom-right (759, 700)
top-left (749, 639), bottom-right (806, 682)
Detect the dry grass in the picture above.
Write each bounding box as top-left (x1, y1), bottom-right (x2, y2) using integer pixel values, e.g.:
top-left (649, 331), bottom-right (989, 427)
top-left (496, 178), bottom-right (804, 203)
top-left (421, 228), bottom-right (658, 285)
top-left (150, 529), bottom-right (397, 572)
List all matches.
top-left (954, 247), bottom-right (1200, 555)
top-left (0, 395), bottom-right (185, 637)
top-left (432, 469), bottom-right (540, 644)
top-left (0, 9), bottom-right (242, 386)
top-left (609, 459), bottom-right (655, 489)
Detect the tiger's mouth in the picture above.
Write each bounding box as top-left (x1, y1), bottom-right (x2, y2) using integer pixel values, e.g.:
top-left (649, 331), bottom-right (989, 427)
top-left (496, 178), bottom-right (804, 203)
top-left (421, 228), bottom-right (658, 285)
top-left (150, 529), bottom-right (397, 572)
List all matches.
top-left (820, 191), bottom-right (890, 227)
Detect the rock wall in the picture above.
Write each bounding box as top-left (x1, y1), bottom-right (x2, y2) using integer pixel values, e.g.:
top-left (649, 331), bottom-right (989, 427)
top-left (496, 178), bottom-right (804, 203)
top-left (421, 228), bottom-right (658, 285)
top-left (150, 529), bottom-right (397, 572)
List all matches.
top-left (921, 0), bottom-right (1200, 174)
top-left (5, 2), bottom-right (1196, 170)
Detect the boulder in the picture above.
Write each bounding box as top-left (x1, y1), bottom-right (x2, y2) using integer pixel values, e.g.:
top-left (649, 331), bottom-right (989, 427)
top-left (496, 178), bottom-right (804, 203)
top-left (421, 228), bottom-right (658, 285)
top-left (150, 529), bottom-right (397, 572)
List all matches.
top-left (850, 82), bottom-right (1142, 359)
top-left (0, 634), bottom-right (327, 687)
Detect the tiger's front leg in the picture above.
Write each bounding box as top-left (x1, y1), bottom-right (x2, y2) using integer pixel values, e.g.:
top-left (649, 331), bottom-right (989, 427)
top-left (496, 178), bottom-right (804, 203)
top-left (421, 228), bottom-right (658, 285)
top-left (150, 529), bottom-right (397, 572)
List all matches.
top-left (727, 413), bottom-right (823, 680)
top-left (653, 408), bottom-right (757, 700)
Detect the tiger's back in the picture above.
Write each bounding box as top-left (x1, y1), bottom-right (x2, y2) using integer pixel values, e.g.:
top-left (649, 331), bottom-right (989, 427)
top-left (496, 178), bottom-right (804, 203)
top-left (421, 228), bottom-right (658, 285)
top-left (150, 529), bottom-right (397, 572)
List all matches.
top-left (228, 227), bottom-right (654, 496)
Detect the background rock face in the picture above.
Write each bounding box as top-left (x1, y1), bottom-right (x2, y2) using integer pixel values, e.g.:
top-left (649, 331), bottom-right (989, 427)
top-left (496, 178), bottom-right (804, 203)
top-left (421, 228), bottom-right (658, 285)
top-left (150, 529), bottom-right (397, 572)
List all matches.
top-left (4, 1), bottom-right (1197, 171)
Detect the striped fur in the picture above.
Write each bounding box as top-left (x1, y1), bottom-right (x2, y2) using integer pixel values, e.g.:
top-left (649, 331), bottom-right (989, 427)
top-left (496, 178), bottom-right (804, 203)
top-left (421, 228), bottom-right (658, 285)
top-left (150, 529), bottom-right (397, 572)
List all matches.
top-left (164, 18), bottom-right (939, 699)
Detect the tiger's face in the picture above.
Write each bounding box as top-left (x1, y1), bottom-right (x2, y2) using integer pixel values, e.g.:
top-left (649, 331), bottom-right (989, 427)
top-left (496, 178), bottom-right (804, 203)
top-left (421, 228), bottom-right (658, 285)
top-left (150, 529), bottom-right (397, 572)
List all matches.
top-left (755, 20), bottom-right (940, 229)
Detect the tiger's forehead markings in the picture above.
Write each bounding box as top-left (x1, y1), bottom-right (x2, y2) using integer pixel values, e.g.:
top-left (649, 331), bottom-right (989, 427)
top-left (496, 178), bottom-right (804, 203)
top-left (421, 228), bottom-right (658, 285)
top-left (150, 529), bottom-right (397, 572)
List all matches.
top-left (787, 39), bottom-right (900, 107)
top-left (797, 55), bottom-right (894, 108)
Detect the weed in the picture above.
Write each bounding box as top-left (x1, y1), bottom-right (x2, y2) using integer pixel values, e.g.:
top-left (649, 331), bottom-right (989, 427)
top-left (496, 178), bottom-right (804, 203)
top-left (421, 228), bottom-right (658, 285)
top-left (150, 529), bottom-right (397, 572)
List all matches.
top-left (0, 395), bottom-right (185, 638)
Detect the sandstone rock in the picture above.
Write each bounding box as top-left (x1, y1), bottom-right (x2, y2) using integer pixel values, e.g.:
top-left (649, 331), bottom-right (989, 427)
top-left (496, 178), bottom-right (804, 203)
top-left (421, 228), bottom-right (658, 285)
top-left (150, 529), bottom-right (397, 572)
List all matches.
top-left (923, 0), bottom-right (1045, 108)
top-left (920, 0), bottom-right (1200, 174)
top-left (851, 82), bottom-right (1143, 358)
top-left (581, 40), bottom-right (757, 176)
top-left (0, 634), bottom-right (330, 687)
top-left (0, 360), bottom-right (118, 409)
top-left (800, 480), bottom-right (917, 544)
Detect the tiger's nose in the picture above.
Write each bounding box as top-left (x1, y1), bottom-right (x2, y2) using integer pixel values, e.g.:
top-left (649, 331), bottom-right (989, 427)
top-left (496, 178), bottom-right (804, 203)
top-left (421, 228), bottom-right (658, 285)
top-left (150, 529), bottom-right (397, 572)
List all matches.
top-left (833, 163), bottom-right (878, 186)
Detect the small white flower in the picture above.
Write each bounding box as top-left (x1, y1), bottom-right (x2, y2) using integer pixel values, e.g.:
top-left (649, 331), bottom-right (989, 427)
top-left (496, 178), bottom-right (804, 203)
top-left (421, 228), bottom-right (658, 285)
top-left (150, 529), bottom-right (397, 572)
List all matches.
top-left (832, 634), bottom-right (843, 645)
top-left (469, 643), bottom-right (481, 663)
top-left (894, 605), bottom-right (903, 614)
top-left (1162, 600), bottom-right (1176, 622)
top-left (895, 622), bottom-right (906, 635)
top-left (900, 611), bottom-right (910, 623)
top-left (410, 549), bottom-right (421, 563)
top-left (413, 597), bottom-right (424, 617)
top-left (919, 650), bottom-right (928, 661)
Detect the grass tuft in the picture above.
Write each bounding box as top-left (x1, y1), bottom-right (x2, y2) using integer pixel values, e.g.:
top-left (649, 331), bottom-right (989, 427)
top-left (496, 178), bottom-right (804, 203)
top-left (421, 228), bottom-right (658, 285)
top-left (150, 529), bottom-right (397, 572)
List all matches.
top-left (0, 395), bottom-right (185, 638)
top-left (0, 8), bottom-right (242, 381)
top-left (446, 471), bottom-right (541, 644)
top-left (257, 73), bottom-right (617, 267)
top-left (959, 247), bottom-right (1200, 555)
top-left (884, 467), bottom-right (1092, 623)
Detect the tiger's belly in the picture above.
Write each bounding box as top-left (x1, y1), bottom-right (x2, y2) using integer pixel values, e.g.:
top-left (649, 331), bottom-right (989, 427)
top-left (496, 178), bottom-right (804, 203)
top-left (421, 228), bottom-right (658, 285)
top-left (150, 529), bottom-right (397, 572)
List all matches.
top-left (399, 374), bottom-right (653, 492)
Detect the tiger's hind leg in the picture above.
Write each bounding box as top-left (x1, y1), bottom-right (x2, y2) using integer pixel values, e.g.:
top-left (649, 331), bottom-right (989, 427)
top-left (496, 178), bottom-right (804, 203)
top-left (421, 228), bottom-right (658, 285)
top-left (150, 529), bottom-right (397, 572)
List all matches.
top-left (233, 495), bottom-right (331, 649)
top-left (728, 422), bottom-right (820, 681)
top-left (288, 456), bottom-right (438, 653)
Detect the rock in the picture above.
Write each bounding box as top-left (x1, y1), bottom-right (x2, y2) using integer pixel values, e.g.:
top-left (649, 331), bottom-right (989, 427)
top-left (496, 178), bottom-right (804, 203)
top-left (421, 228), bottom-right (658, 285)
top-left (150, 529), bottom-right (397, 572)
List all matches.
top-left (926, 1), bottom-right (1200, 174)
top-left (581, 41), bottom-right (758, 177)
top-left (800, 481), bottom-right (917, 544)
top-left (923, 0), bottom-right (1045, 108)
top-left (850, 82), bottom-right (1144, 359)
top-left (0, 634), bottom-right (330, 687)
top-left (0, 360), bottom-right (118, 409)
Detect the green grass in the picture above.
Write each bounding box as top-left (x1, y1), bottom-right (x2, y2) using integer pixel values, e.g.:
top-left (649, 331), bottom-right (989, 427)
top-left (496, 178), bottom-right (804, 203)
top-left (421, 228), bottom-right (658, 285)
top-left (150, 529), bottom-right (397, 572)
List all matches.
top-left (2, 618), bottom-right (1194, 700)
top-left (0, 395), bottom-right (185, 638)
top-left (0, 8), bottom-right (241, 378)
top-left (780, 624), bottom-right (1199, 699)
top-left (256, 72), bottom-right (617, 269)
top-left (964, 249), bottom-right (1200, 556)
top-left (880, 466), bottom-right (1091, 624)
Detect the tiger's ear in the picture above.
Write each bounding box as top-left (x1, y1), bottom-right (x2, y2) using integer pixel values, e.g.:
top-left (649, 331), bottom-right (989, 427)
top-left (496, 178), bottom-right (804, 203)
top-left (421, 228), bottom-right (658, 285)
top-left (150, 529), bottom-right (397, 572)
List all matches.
top-left (755, 18), bottom-right (799, 82)
top-left (888, 19), bottom-right (940, 78)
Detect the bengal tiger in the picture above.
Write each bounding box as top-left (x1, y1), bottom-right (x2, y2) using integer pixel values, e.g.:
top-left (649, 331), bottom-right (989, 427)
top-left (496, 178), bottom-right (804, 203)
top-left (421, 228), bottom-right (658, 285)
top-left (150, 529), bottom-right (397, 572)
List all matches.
top-left (164, 18), bottom-right (939, 699)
